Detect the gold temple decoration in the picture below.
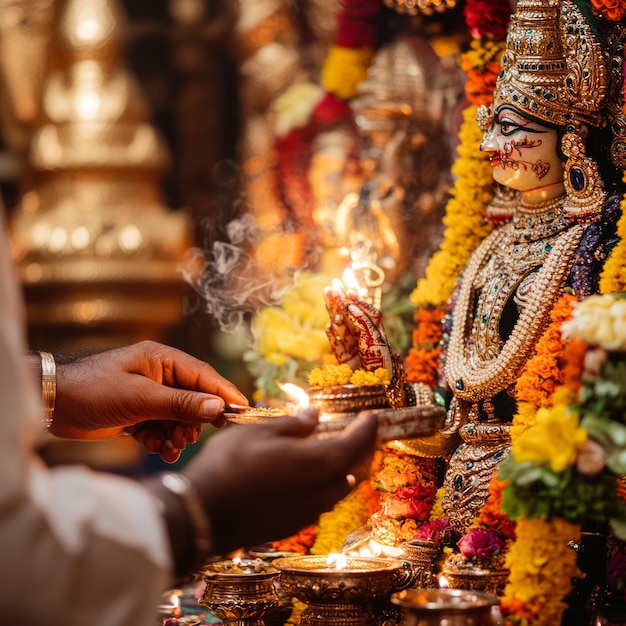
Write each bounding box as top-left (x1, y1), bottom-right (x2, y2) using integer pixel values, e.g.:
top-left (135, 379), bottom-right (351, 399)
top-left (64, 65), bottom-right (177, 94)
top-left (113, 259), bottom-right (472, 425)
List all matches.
top-left (0, 0), bottom-right (56, 152)
top-left (9, 0), bottom-right (192, 347)
top-left (382, 0), bottom-right (457, 17)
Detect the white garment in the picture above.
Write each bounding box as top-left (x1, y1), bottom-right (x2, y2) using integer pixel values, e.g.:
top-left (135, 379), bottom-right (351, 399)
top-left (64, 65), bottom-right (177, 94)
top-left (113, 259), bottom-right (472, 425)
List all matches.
top-left (0, 215), bottom-right (173, 625)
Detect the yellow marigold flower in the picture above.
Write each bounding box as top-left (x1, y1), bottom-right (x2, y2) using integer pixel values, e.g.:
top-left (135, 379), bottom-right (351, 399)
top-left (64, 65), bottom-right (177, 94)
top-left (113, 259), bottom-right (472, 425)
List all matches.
top-left (410, 104), bottom-right (493, 309)
top-left (429, 487), bottom-right (445, 520)
top-left (321, 46), bottom-right (375, 100)
top-left (600, 175), bottom-right (626, 294)
top-left (504, 517), bottom-right (581, 625)
top-left (512, 403), bottom-right (587, 473)
top-left (350, 367), bottom-right (390, 387)
top-left (308, 363), bottom-right (353, 387)
top-left (310, 485), bottom-right (371, 555)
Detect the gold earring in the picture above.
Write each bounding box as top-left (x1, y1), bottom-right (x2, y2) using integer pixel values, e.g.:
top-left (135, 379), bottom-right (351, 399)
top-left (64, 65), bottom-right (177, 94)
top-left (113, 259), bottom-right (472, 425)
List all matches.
top-left (561, 122), bottom-right (607, 222)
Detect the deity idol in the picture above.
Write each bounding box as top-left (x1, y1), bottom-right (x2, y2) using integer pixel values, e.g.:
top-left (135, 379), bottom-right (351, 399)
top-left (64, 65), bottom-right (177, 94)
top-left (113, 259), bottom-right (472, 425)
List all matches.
top-left (324, 0), bottom-right (625, 537)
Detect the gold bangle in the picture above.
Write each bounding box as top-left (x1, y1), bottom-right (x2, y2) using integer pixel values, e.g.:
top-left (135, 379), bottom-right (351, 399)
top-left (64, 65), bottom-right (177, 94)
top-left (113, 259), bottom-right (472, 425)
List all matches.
top-left (40, 351), bottom-right (56, 430)
top-left (160, 472), bottom-right (214, 566)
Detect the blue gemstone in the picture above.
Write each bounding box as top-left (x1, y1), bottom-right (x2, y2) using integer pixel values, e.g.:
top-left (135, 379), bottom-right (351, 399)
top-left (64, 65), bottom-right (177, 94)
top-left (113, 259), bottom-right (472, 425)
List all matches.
top-left (456, 379), bottom-right (464, 390)
top-left (493, 450), bottom-right (505, 460)
top-left (454, 475), bottom-right (463, 490)
top-left (570, 166), bottom-right (586, 192)
top-left (466, 461), bottom-right (474, 470)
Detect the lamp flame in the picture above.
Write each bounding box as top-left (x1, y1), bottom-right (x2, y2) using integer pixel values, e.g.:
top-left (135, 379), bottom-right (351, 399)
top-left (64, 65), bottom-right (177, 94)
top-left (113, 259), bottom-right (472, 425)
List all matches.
top-left (278, 382), bottom-right (310, 409)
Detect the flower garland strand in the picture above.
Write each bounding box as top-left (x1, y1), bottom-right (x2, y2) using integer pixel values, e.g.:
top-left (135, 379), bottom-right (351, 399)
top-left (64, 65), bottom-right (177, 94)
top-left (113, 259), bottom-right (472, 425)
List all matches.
top-left (500, 516), bottom-right (582, 626)
top-left (599, 173), bottom-right (626, 295)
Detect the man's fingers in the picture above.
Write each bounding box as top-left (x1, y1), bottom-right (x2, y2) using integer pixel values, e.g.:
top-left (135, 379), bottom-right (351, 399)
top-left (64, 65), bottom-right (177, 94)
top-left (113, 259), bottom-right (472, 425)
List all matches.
top-left (133, 425), bottom-right (165, 453)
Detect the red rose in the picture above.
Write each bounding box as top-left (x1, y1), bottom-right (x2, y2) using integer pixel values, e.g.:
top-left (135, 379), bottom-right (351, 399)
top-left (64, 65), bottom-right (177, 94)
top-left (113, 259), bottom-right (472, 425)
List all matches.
top-left (384, 484), bottom-right (435, 521)
top-left (464, 0), bottom-right (511, 41)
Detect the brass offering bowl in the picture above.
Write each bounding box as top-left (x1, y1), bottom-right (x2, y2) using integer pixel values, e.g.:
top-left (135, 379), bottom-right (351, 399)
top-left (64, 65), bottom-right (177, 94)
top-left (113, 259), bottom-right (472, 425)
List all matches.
top-left (199, 559), bottom-right (280, 626)
top-left (272, 555), bottom-right (412, 626)
top-left (223, 389), bottom-right (446, 443)
top-left (442, 562), bottom-right (509, 597)
top-left (308, 384), bottom-right (389, 413)
top-left (391, 588), bottom-right (500, 626)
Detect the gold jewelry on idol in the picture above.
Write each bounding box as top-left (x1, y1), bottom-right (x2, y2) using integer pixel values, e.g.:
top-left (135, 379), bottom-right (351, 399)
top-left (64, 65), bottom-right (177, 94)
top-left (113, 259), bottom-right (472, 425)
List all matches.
top-left (476, 104), bottom-right (493, 134)
top-left (561, 121), bottom-right (607, 222)
top-left (495, 0), bottom-right (607, 129)
top-left (485, 183), bottom-right (519, 222)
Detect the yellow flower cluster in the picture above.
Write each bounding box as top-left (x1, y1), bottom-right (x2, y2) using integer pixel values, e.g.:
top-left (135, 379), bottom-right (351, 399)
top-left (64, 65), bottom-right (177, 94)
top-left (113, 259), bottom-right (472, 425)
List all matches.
top-left (321, 45), bottom-right (375, 101)
top-left (503, 517), bottom-right (581, 626)
top-left (410, 104), bottom-right (494, 308)
top-left (350, 368), bottom-right (390, 387)
top-left (308, 364), bottom-right (389, 387)
top-left (429, 487), bottom-right (446, 520)
top-left (308, 363), bottom-right (352, 387)
top-left (599, 173), bottom-right (626, 294)
top-left (251, 272), bottom-right (333, 364)
top-left (511, 402), bottom-right (587, 473)
top-left (562, 293), bottom-right (626, 351)
top-left (310, 483), bottom-right (372, 555)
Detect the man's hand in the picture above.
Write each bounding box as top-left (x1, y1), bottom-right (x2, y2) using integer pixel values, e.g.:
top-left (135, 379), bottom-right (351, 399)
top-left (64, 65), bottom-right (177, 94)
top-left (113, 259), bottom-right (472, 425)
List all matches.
top-left (183, 408), bottom-right (378, 555)
top-left (49, 341), bottom-right (249, 463)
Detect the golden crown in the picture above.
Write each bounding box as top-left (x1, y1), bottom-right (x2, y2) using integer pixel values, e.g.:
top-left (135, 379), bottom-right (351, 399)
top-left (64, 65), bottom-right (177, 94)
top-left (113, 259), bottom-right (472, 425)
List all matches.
top-left (495, 0), bottom-right (608, 128)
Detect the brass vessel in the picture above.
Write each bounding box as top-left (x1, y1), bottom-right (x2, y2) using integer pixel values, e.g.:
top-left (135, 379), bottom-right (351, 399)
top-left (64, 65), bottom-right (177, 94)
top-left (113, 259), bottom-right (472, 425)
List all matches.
top-left (199, 560), bottom-right (280, 626)
top-left (272, 555), bottom-right (412, 626)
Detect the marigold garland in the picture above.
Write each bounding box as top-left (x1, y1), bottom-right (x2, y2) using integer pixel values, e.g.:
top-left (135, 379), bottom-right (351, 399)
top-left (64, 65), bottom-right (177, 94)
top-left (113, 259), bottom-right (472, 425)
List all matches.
top-left (310, 479), bottom-right (377, 555)
top-left (501, 517), bottom-right (582, 626)
top-left (460, 39), bottom-right (507, 106)
top-left (409, 104), bottom-right (495, 309)
top-left (269, 525), bottom-right (318, 555)
top-left (405, 306), bottom-right (445, 386)
top-left (477, 475), bottom-right (517, 540)
top-left (591, 0), bottom-right (626, 21)
top-left (513, 293), bottom-right (577, 408)
top-left (599, 174), bottom-right (626, 294)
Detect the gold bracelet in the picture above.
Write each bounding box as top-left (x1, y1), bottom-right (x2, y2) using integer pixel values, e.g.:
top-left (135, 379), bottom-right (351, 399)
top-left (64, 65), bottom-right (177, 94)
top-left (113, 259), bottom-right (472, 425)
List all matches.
top-left (160, 472), bottom-right (214, 566)
top-left (40, 351), bottom-right (56, 430)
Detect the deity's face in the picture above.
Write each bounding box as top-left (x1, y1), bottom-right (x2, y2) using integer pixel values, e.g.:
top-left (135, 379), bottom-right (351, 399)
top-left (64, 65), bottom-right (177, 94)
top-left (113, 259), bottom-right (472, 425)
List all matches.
top-left (480, 101), bottom-right (565, 199)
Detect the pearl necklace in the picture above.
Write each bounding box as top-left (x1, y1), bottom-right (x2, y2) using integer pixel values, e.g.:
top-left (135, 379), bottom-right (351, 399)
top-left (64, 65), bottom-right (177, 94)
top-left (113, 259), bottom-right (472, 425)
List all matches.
top-left (444, 199), bottom-right (583, 403)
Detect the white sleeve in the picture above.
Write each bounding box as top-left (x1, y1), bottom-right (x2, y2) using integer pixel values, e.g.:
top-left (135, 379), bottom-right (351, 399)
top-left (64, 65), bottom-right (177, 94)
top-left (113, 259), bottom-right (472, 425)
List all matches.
top-left (0, 218), bottom-right (174, 626)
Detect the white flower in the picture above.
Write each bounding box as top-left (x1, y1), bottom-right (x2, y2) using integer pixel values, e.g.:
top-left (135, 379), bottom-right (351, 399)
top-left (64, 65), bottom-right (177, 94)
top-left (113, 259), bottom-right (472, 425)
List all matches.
top-left (562, 294), bottom-right (626, 351)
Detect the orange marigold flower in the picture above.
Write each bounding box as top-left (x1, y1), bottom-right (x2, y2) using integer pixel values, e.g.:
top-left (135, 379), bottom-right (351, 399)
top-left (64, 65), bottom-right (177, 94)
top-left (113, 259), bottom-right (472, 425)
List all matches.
top-left (592, 0), bottom-right (626, 20)
top-left (562, 337), bottom-right (587, 393)
top-left (405, 347), bottom-right (440, 386)
top-left (477, 475), bottom-right (517, 540)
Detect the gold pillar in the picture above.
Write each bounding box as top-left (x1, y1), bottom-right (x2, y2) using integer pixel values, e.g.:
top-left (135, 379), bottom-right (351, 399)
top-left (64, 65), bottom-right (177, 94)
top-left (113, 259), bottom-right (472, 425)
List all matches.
top-left (8, 0), bottom-right (192, 349)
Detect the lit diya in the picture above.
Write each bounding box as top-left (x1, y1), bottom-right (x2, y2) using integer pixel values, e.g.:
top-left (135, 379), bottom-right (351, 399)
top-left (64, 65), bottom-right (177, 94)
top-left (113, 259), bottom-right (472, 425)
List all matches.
top-left (225, 386), bottom-right (445, 443)
top-left (271, 554), bottom-right (413, 626)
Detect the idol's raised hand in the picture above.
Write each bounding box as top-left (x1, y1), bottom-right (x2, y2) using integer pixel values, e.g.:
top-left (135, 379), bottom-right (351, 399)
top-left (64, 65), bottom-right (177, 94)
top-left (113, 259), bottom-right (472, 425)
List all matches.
top-left (48, 341), bottom-right (249, 463)
top-left (323, 282), bottom-right (394, 377)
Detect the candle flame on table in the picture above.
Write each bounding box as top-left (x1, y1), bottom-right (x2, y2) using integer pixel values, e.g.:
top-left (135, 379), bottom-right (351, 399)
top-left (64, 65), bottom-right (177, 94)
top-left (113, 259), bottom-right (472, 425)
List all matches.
top-left (278, 382), bottom-right (310, 409)
top-left (438, 574), bottom-right (449, 588)
top-left (326, 553), bottom-right (348, 570)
